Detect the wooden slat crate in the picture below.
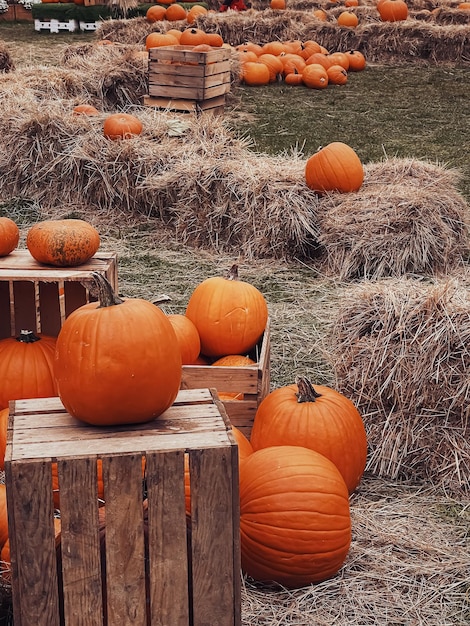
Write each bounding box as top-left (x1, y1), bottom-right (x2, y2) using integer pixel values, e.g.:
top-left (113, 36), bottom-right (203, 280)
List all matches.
top-left (147, 45), bottom-right (231, 102)
top-left (4, 389), bottom-right (241, 626)
top-left (181, 320), bottom-right (271, 439)
top-left (0, 250), bottom-right (118, 339)
top-left (143, 93), bottom-right (226, 115)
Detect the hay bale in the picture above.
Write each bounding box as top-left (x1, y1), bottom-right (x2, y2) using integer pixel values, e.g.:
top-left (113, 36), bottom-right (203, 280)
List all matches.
top-left (316, 158), bottom-right (470, 280)
top-left (0, 42), bottom-right (14, 74)
top-left (326, 277), bottom-right (470, 494)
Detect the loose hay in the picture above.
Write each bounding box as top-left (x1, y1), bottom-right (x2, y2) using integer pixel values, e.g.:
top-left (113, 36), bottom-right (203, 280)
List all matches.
top-left (317, 158), bottom-right (470, 280)
top-left (0, 42), bottom-right (14, 74)
top-left (326, 278), bottom-right (470, 494)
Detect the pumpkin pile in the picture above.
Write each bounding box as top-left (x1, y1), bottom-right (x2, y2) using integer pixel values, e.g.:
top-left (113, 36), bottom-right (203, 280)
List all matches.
top-left (237, 39), bottom-right (366, 88)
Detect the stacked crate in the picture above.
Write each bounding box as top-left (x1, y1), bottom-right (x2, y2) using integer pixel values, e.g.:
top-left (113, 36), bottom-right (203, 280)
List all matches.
top-left (144, 45), bottom-right (231, 115)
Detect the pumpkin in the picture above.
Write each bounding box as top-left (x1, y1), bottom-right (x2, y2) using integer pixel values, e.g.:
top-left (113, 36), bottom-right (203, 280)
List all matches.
top-left (305, 51), bottom-right (333, 70)
top-left (165, 28), bottom-right (183, 42)
top-left (345, 0), bottom-right (359, 5)
top-left (241, 61), bottom-right (270, 85)
top-left (305, 141), bottom-right (364, 194)
top-left (236, 42), bottom-right (263, 56)
top-left (145, 32), bottom-right (179, 49)
top-left (302, 63), bottom-right (328, 88)
top-left (26, 218), bottom-right (100, 267)
top-left (284, 70), bottom-right (303, 85)
top-left (0, 485), bottom-right (8, 551)
top-left (270, 0), bottom-right (286, 8)
top-left (327, 64), bottom-right (348, 85)
top-left (239, 445), bottom-right (351, 588)
top-left (211, 355), bottom-right (256, 366)
top-left (185, 264), bottom-right (268, 358)
top-left (0, 408), bottom-right (8, 471)
top-left (238, 50), bottom-right (259, 64)
top-left (179, 27), bottom-right (208, 46)
top-left (167, 313), bottom-right (201, 365)
top-left (165, 3), bottom-right (188, 20)
top-left (257, 53), bottom-right (284, 81)
top-left (0, 217), bottom-right (19, 257)
top-left (261, 40), bottom-right (286, 56)
top-left (327, 51), bottom-right (350, 70)
top-left (187, 4), bottom-right (208, 23)
top-left (458, 2), bottom-right (470, 7)
top-left (54, 272), bottom-right (182, 426)
top-left (206, 33), bottom-right (224, 47)
top-left (377, 0), bottom-right (408, 21)
top-left (73, 104), bottom-right (99, 116)
top-left (145, 5), bottom-right (167, 21)
top-left (337, 10), bottom-right (359, 26)
top-left (0, 330), bottom-right (57, 411)
top-left (103, 112), bottom-right (143, 140)
top-left (346, 49), bottom-right (366, 71)
top-left (313, 8), bottom-right (328, 19)
top-left (281, 53), bottom-right (306, 77)
top-left (299, 39), bottom-right (322, 59)
top-left (250, 377), bottom-right (367, 493)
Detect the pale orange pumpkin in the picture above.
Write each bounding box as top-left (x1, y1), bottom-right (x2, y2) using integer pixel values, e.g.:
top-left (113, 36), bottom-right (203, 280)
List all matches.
top-left (0, 217), bottom-right (19, 257)
top-left (103, 112), bottom-right (143, 140)
top-left (305, 141), bottom-right (364, 193)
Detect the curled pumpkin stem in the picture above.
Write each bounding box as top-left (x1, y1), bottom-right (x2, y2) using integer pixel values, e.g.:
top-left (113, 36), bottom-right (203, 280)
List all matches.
top-left (295, 376), bottom-right (322, 403)
top-left (91, 271), bottom-right (124, 308)
top-left (227, 264), bottom-right (239, 281)
top-left (16, 330), bottom-right (41, 343)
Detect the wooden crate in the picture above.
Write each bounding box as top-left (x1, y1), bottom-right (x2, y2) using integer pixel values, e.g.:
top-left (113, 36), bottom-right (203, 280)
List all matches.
top-left (0, 250), bottom-right (118, 339)
top-left (147, 45), bottom-right (231, 102)
top-left (4, 389), bottom-right (241, 626)
top-left (143, 93), bottom-right (226, 115)
top-left (181, 320), bottom-right (271, 439)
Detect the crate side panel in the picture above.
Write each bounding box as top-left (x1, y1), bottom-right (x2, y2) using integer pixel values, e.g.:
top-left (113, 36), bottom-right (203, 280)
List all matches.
top-left (146, 450), bottom-right (189, 626)
top-left (37, 281), bottom-right (61, 336)
top-left (189, 446), bottom-right (237, 626)
top-left (181, 366), bottom-right (259, 394)
top-left (64, 280), bottom-right (89, 318)
top-left (58, 457), bottom-right (104, 626)
top-left (0, 281), bottom-right (11, 339)
top-left (12, 281), bottom-right (38, 335)
top-left (148, 81), bottom-right (230, 100)
top-left (6, 459), bottom-right (61, 626)
top-left (102, 454), bottom-right (147, 626)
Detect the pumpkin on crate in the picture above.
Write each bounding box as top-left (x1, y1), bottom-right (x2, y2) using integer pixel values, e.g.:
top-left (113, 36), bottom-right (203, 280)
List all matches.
top-left (145, 32), bottom-right (180, 50)
top-left (185, 264), bottom-right (268, 358)
top-left (211, 354), bottom-right (257, 400)
top-left (0, 217), bottom-right (19, 257)
top-left (250, 376), bottom-right (367, 494)
top-left (26, 218), bottom-right (100, 267)
top-left (54, 272), bottom-right (182, 426)
top-left (305, 141), bottom-right (364, 194)
top-left (239, 445), bottom-right (351, 588)
top-left (0, 330), bottom-right (57, 411)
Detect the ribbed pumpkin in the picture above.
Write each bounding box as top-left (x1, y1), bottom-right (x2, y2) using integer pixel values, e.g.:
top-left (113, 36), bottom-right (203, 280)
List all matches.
top-left (179, 27), bottom-right (207, 45)
top-left (239, 445), bottom-right (351, 588)
top-left (377, 0), bottom-right (408, 21)
top-left (257, 53), bottom-right (284, 82)
top-left (103, 112), bottom-right (143, 140)
top-left (0, 330), bottom-right (57, 410)
top-left (327, 64), bottom-right (348, 85)
top-left (185, 265), bottom-right (268, 358)
top-left (54, 273), bottom-right (182, 426)
top-left (337, 10), bottom-right (359, 25)
top-left (347, 49), bottom-right (366, 71)
top-left (145, 32), bottom-right (179, 49)
top-left (145, 4), bottom-right (167, 21)
top-left (0, 217), bottom-right (19, 257)
top-left (165, 3), bottom-right (187, 21)
top-left (302, 63), bottom-right (328, 88)
top-left (305, 141), bottom-right (364, 193)
top-left (73, 104), bottom-right (100, 116)
top-left (26, 219), bottom-right (100, 267)
top-left (241, 61), bottom-right (270, 85)
top-left (167, 313), bottom-right (201, 365)
top-left (250, 377), bottom-right (367, 493)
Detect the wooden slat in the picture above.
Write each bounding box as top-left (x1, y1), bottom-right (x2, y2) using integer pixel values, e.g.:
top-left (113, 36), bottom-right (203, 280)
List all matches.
top-left (146, 450), bottom-right (189, 626)
top-left (148, 80), bottom-right (230, 101)
top-left (148, 45), bottom-right (230, 64)
top-left (149, 59), bottom-right (231, 81)
top-left (102, 455), bottom-right (147, 626)
top-left (58, 457), bottom-right (104, 626)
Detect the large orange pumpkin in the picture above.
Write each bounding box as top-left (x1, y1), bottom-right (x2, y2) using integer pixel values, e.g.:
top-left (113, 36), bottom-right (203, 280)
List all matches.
top-left (302, 63), bottom-right (329, 88)
top-left (250, 377), bottom-right (367, 493)
top-left (305, 141), bottom-right (364, 193)
top-left (185, 265), bottom-right (268, 358)
top-left (239, 445), bottom-right (351, 588)
top-left (179, 27), bottom-right (208, 45)
top-left (164, 3), bottom-right (188, 20)
top-left (0, 331), bottom-right (57, 410)
top-left (0, 217), bottom-right (19, 257)
top-left (327, 64), bottom-right (348, 85)
top-left (103, 112), bottom-right (143, 140)
top-left (145, 5), bottom-right (167, 22)
top-left (241, 61), bottom-right (271, 85)
top-left (26, 218), bottom-right (100, 267)
top-left (54, 272), bottom-right (182, 426)
top-left (377, 0), bottom-right (408, 21)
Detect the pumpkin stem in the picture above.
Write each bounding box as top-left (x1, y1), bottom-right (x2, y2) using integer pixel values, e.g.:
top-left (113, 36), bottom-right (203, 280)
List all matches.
top-left (91, 271), bottom-right (124, 308)
top-left (16, 330), bottom-right (41, 343)
top-left (295, 376), bottom-right (322, 403)
top-left (227, 264), bottom-right (239, 281)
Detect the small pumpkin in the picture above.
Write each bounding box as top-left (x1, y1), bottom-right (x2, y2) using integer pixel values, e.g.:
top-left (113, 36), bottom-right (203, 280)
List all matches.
top-left (185, 264), bottom-right (268, 358)
top-left (0, 330), bottom-right (57, 411)
top-left (284, 70), bottom-right (303, 85)
top-left (377, 0), bottom-right (408, 21)
top-left (305, 141), bottom-right (364, 194)
top-left (145, 4), bottom-right (167, 21)
top-left (0, 217), bottom-right (19, 257)
top-left (73, 104), bottom-right (100, 116)
top-left (145, 32), bottom-right (179, 49)
top-left (302, 63), bottom-right (329, 89)
top-left (250, 376), bottom-right (367, 493)
top-left (239, 445), bottom-right (351, 588)
top-left (211, 355), bottom-right (256, 367)
top-left (337, 10), bottom-right (359, 26)
top-left (327, 64), bottom-right (348, 85)
top-left (205, 33), bottom-right (224, 47)
top-left (164, 3), bottom-right (188, 21)
top-left (313, 8), bottom-right (328, 19)
top-left (346, 49), bottom-right (366, 71)
top-left (187, 4), bottom-right (208, 23)
top-left (26, 218), bottom-right (100, 267)
top-left (270, 0), bottom-right (286, 8)
top-left (54, 273), bottom-right (182, 426)
top-left (103, 112), bottom-right (143, 140)
top-left (179, 27), bottom-right (208, 46)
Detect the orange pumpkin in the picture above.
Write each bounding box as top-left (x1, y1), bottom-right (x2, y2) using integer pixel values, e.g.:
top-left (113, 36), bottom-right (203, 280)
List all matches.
top-left (241, 61), bottom-right (270, 85)
top-left (305, 51), bottom-right (333, 70)
top-left (250, 377), bottom-right (367, 493)
top-left (185, 264), bottom-right (268, 358)
top-left (281, 53), bottom-right (306, 77)
top-left (0, 331), bottom-right (57, 410)
top-left (179, 27), bottom-right (208, 46)
top-left (54, 273), bottom-right (182, 426)
top-left (327, 64), bottom-right (348, 85)
top-left (270, 0), bottom-right (286, 7)
top-left (284, 70), bottom-right (303, 85)
top-left (261, 40), bottom-right (285, 56)
top-left (377, 0), bottom-right (408, 21)
top-left (205, 32), bottom-right (224, 47)
top-left (346, 49), bottom-right (366, 70)
top-left (187, 4), bottom-right (208, 23)
top-left (239, 446), bottom-right (351, 587)
top-left (337, 10), bottom-right (359, 26)
top-left (302, 63), bottom-right (328, 88)
top-left (305, 141), bottom-right (364, 194)
top-left (313, 8), bottom-right (328, 19)
top-left (211, 355), bottom-right (256, 367)
top-left (145, 5), bottom-right (167, 22)
top-left (145, 32), bottom-right (180, 49)
top-left (167, 314), bottom-right (201, 365)
top-left (103, 112), bottom-right (143, 140)
top-left (73, 104), bottom-right (99, 116)
top-left (299, 39), bottom-right (322, 59)
top-left (0, 217), bottom-right (19, 257)
top-left (327, 51), bottom-right (350, 70)
top-left (165, 3), bottom-right (187, 20)
top-left (26, 218), bottom-right (100, 267)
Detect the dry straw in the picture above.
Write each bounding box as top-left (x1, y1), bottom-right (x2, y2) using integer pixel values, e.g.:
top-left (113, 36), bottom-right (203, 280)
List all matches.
top-left (326, 277), bottom-right (470, 494)
top-left (0, 43), bottom-right (14, 74)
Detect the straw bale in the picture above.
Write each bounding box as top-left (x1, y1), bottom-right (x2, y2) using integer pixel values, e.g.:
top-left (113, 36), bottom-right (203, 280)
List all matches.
top-left (0, 42), bottom-right (14, 74)
top-left (326, 278), bottom-right (470, 494)
top-left (242, 475), bottom-right (470, 625)
top-left (316, 158), bottom-right (470, 280)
